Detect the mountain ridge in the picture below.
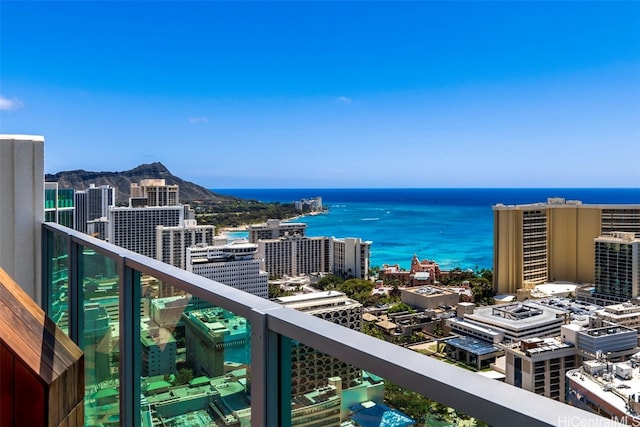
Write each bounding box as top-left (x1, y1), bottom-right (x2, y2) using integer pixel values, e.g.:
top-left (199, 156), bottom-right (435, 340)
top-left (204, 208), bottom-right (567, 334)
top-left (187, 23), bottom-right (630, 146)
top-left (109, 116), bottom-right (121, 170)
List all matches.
top-left (44, 162), bottom-right (236, 205)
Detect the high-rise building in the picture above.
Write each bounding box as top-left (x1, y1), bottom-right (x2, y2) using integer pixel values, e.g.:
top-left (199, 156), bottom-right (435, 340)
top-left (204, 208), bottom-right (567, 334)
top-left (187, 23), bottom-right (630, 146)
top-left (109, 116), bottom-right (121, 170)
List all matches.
top-left (594, 232), bottom-right (640, 301)
top-left (108, 205), bottom-right (192, 258)
top-left (75, 184), bottom-right (114, 234)
top-left (130, 179), bottom-right (179, 207)
top-left (74, 191), bottom-right (87, 232)
top-left (248, 219), bottom-right (306, 243)
top-left (186, 241), bottom-right (269, 299)
top-left (258, 235), bottom-right (331, 277)
top-left (156, 220), bottom-right (217, 269)
top-left (45, 182), bottom-right (75, 228)
top-left (274, 291), bottom-right (363, 396)
top-left (503, 337), bottom-right (578, 403)
top-left (333, 237), bottom-right (371, 279)
top-left (88, 184), bottom-right (115, 218)
top-left (257, 235), bottom-right (371, 279)
top-left (493, 198), bottom-right (640, 294)
top-left (294, 197), bottom-right (323, 213)
top-left (87, 218), bottom-right (109, 240)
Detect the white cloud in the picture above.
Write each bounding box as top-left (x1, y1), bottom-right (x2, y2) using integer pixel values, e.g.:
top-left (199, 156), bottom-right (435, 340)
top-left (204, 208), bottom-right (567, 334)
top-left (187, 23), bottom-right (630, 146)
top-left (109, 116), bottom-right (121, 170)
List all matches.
top-left (0, 95), bottom-right (24, 110)
top-left (337, 96), bottom-right (352, 104)
top-left (189, 117), bottom-right (209, 124)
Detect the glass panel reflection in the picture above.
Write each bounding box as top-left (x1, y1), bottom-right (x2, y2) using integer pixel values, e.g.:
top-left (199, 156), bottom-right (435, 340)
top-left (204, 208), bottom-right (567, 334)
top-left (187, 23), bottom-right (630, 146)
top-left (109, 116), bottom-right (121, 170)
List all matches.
top-left (80, 246), bottom-right (120, 426)
top-left (276, 291), bottom-right (364, 425)
top-left (138, 274), bottom-right (252, 426)
top-left (285, 338), bottom-right (489, 427)
top-left (382, 378), bottom-right (488, 426)
top-left (286, 338), bottom-right (368, 426)
top-left (47, 230), bottom-right (69, 334)
top-left (277, 289), bottom-right (486, 426)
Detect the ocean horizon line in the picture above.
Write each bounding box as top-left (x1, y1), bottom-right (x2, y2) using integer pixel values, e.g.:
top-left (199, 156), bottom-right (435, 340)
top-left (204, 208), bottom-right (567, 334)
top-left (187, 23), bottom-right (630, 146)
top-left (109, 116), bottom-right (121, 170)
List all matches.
top-left (212, 186), bottom-right (639, 190)
top-left (210, 188), bottom-right (640, 206)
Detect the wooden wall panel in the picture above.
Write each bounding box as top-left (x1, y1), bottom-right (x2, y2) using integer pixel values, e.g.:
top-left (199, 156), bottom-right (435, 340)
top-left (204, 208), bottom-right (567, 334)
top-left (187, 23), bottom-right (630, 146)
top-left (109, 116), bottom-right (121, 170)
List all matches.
top-left (14, 358), bottom-right (45, 427)
top-left (1, 343), bottom-right (15, 426)
top-left (0, 268), bottom-right (84, 427)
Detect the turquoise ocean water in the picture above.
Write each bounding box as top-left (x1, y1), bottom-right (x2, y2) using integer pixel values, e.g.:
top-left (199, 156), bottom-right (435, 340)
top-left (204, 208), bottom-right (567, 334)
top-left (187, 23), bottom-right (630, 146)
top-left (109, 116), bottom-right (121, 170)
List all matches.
top-left (212, 188), bottom-right (640, 271)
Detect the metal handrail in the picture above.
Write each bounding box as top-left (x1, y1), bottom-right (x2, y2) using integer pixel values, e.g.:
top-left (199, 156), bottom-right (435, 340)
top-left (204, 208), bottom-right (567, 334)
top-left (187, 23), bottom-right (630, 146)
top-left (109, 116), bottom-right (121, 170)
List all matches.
top-left (42, 222), bottom-right (618, 426)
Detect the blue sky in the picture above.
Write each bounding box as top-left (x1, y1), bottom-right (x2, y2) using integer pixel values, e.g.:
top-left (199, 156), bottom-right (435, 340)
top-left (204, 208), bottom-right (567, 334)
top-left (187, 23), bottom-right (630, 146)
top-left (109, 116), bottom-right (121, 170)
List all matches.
top-left (1, 1), bottom-right (639, 188)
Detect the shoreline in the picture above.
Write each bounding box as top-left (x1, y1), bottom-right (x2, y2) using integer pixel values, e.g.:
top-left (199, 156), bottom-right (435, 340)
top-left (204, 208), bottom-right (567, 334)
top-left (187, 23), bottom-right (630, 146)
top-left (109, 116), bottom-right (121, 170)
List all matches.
top-left (217, 212), bottom-right (314, 236)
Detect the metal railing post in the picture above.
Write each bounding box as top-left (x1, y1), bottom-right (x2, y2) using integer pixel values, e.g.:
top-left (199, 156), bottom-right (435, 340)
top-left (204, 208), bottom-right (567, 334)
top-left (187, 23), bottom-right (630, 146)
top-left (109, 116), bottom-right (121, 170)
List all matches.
top-left (120, 258), bottom-right (141, 427)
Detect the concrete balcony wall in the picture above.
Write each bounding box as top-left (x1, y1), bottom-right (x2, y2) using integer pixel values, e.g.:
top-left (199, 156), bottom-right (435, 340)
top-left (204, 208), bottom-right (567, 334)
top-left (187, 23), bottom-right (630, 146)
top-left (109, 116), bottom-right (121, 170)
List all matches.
top-left (0, 135), bottom-right (44, 304)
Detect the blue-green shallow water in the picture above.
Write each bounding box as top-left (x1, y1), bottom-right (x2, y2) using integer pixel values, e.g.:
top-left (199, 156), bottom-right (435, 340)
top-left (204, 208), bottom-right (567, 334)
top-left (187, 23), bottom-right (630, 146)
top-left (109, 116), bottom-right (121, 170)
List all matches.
top-left (213, 188), bottom-right (640, 271)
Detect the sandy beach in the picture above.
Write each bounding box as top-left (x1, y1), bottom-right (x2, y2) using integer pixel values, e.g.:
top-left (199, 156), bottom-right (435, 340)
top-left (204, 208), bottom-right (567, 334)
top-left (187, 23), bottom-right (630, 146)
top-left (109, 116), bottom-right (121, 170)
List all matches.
top-left (217, 213), bottom-right (312, 237)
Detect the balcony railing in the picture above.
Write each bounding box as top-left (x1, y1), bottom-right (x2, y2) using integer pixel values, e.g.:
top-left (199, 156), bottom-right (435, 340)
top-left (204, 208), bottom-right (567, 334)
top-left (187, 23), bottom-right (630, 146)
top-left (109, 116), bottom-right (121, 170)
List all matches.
top-left (42, 222), bottom-right (613, 426)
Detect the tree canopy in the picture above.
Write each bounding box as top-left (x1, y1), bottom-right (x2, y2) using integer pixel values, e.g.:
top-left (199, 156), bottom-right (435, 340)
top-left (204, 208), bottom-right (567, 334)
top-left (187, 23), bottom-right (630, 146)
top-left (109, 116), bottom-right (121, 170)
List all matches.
top-left (315, 274), bottom-right (344, 291)
top-left (388, 302), bottom-right (415, 314)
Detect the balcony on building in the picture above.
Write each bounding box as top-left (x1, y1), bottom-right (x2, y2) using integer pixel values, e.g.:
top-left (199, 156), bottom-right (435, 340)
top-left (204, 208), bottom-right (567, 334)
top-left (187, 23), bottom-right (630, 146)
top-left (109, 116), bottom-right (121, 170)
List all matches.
top-left (0, 135), bottom-right (620, 426)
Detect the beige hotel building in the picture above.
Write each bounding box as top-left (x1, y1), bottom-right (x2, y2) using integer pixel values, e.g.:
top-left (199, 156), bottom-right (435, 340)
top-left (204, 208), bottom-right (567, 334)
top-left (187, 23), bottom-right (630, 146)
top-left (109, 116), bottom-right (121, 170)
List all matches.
top-left (493, 198), bottom-right (640, 295)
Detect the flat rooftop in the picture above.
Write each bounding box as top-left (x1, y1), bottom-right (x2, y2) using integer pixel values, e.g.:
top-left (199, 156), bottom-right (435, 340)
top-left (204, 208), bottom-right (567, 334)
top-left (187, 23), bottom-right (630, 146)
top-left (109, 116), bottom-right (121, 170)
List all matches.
top-left (446, 336), bottom-right (502, 356)
top-left (274, 291), bottom-right (360, 310)
top-left (506, 337), bottom-right (574, 357)
top-left (406, 286), bottom-right (454, 296)
top-left (582, 326), bottom-right (636, 337)
top-left (466, 302), bottom-right (565, 331)
top-left (567, 362), bottom-right (640, 423)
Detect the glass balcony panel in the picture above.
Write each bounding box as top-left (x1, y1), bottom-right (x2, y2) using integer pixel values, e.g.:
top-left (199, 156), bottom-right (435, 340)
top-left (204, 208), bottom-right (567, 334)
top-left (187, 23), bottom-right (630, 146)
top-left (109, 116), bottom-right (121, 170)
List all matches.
top-left (80, 245), bottom-right (120, 426)
top-left (41, 223), bottom-right (613, 426)
top-left (383, 379), bottom-right (485, 426)
top-left (58, 210), bottom-right (74, 228)
top-left (139, 273), bottom-right (252, 426)
top-left (284, 336), bottom-right (486, 426)
top-left (47, 230), bottom-right (69, 334)
top-left (45, 210), bottom-right (56, 222)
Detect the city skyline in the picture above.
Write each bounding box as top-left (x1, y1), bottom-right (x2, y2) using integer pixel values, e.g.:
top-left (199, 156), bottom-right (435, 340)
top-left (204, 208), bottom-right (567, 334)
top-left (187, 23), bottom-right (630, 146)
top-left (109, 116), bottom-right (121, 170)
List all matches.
top-left (1, 1), bottom-right (639, 188)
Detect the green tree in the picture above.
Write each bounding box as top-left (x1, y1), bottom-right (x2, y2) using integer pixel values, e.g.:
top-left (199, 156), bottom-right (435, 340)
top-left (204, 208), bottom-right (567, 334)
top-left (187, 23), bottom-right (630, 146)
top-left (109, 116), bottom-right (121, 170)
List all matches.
top-left (478, 268), bottom-right (493, 283)
top-left (315, 274), bottom-right (344, 291)
top-left (337, 278), bottom-right (375, 303)
top-left (174, 368), bottom-right (194, 386)
top-left (471, 281), bottom-right (495, 305)
top-left (389, 283), bottom-right (401, 299)
top-left (368, 265), bottom-right (381, 278)
top-left (388, 302), bottom-right (415, 314)
top-left (362, 322), bottom-right (385, 340)
top-left (268, 283), bottom-right (294, 298)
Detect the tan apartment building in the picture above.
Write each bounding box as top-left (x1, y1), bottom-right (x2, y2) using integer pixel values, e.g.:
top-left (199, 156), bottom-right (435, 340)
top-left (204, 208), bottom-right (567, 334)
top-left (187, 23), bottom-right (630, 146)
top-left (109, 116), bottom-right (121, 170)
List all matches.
top-left (333, 237), bottom-right (371, 279)
top-left (257, 235), bottom-right (371, 279)
top-left (591, 302), bottom-right (640, 331)
top-left (493, 198), bottom-right (640, 294)
top-left (503, 336), bottom-right (578, 402)
top-left (130, 178), bottom-right (179, 206)
top-left (400, 286), bottom-right (459, 310)
top-left (248, 218), bottom-right (307, 243)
